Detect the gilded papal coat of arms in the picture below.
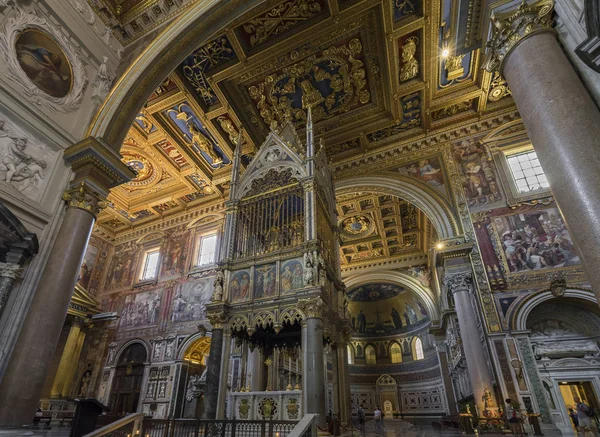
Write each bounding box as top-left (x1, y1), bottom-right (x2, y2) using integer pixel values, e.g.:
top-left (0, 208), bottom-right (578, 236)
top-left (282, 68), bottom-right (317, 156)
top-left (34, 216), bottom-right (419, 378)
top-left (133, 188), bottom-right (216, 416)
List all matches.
top-left (286, 398), bottom-right (299, 419)
top-left (238, 399), bottom-right (250, 419)
top-left (259, 398), bottom-right (277, 419)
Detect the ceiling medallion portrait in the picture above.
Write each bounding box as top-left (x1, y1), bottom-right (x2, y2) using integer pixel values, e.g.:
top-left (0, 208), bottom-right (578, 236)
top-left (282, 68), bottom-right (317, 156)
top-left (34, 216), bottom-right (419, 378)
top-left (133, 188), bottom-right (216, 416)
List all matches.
top-left (247, 37), bottom-right (370, 127)
top-left (341, 214), bottom-right (372, 237)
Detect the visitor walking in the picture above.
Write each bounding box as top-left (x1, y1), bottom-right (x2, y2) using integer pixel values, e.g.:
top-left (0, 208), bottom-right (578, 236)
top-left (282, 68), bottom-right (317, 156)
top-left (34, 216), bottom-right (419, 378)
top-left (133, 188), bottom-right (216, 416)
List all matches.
top-left (374, 406), bottom-right (383, 434)
top-left (357, 405), bottom-right (366, 434)
top-left (505, 399), bottom-right (524, 437)
top-left (574, 397), bottom-right (596, 436)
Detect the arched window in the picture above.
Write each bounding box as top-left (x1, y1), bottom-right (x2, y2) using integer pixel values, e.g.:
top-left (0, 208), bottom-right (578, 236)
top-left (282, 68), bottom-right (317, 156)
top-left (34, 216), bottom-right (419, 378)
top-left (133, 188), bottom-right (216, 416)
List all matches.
top-left (412, 337), bottom-right (424, 360)
top-left (365, 345), bottom-right (377, 365)
top-left (390, 342), bottom-right (402, 363)
top-left (347, 345), bottom-right (355, 365)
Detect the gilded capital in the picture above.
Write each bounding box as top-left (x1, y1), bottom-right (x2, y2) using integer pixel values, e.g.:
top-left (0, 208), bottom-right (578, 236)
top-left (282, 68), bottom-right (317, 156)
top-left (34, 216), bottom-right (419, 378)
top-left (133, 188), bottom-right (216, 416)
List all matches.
top-left (62, 182), bottom-right (108, 217)
top-left (298, 296), bottom-right (324, 319)
top-left (484, 0), bottom-right (555, 73)
top-left (207, 310), bottom-right (229, 329)
top-left (443, 271), bottom-right (473, 294)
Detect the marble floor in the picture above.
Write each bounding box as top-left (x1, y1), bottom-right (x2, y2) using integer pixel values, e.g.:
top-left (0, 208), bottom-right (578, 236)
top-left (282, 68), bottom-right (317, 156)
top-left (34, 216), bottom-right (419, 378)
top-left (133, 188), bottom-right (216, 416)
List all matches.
top-left (0, 428), bottom-right (72, 436)
top-left (339, 419), bottom-right (505, 437)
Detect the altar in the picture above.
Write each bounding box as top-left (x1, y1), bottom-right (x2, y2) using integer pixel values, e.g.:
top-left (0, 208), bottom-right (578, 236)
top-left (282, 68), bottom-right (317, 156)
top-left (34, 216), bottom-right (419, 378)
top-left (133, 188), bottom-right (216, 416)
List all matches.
top-left (228, 390), bottom-right (303, 421)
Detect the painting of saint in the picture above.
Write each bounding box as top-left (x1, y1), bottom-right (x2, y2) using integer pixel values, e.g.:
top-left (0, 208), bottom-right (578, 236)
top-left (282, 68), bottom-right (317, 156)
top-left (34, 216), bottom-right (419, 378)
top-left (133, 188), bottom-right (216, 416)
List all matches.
top-left (454, 140), bottom-right (502, 205)
top-left (77, 243), bottom-right (99, 290)
top-left (162, 228), bottom-right (190, 276)
top-left (120, 289), bottom-right (163, 329)
top-left (280, 259), bottom-right (303, 294)
top-left (170, 279), bottom-right (213, 323)
top-left (230, 270), bottom-right (251, 302)
top-left (398, 156), bottom-right (445, 194)
top-left (106, 240), bottom-right (137, 289)
top-left (492, 207), bottom-right (579, 274)
top-left (254, 264), bottom-right (276, 299)
top-left (15, 30), bottom-right (72, 98)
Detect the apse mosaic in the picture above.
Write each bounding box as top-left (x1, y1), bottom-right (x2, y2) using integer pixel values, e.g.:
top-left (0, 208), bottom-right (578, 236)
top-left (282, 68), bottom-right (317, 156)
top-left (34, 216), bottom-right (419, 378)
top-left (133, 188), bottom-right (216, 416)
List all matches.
top-left (347, 283), bottom-right (429, 336)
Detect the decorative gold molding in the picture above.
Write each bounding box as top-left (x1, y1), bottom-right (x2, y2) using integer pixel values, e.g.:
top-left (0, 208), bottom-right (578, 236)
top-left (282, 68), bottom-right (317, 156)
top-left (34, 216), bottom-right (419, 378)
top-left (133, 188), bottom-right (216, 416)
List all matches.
top-left (63, 182), bottom-right (108, 217)
top-left (484, 0), bottom-right (555, 74)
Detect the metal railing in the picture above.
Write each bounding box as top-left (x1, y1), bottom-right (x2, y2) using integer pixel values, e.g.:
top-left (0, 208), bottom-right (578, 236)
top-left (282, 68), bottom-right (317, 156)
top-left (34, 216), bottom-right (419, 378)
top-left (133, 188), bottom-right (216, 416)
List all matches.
top-left (83, 413), bottom-right (144, 437)
top-left (140, 418), bottom-right (299, 437)
top-left (287, 414), bottom-right (317, 437)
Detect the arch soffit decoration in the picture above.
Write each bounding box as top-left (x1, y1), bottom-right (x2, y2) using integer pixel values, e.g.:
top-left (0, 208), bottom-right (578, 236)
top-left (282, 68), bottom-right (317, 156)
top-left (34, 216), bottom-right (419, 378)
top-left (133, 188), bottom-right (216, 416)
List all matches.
top-left (177, 331), bottom-right (214, 361)
top-left (187, 213), bottom-right (225, 229)
top-left (87, 0), bottom-right (265, 150)
top-left (343, 270), bottom-right (440, 321)
top-left (115, 338), bottom-right (150, 365)
top-left (509, 288), bottom-right (597, 331)
top-left (480, 119), bottom-right (527, 145)
top-left (335, 173), bottom-right (460, 241)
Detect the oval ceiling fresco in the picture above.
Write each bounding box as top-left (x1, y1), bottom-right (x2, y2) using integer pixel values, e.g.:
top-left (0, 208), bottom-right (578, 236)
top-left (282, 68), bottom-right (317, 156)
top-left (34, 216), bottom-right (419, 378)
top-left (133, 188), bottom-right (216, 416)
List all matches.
top-left (347, 282), bottom-right (429, 337)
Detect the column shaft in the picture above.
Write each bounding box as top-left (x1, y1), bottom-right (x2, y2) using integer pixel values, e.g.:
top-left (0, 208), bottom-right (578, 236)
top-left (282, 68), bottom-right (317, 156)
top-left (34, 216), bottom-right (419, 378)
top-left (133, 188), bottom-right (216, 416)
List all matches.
top-left (247, 347), bottom-right (264, 391)
top-left (331, 346), bottom-right (340, 418)
top-left (0, 207), bottom-right (94, 426)
top-left (302, 318), bottom-right (326, 428)
top-left (203, 328), bottom-right (223, 419)
top-left (501, 31), bottom-right (600, 302)
top-left (216, 331), bottom-right (231, 419)
top-left (50, 321), bottom-right (82, 398)
top-left (337, 345), bottom-right (351, 424)
top-left (62, 328), bottom-right (86, 398)
top-left (453, 286), bottom-right (495, 414)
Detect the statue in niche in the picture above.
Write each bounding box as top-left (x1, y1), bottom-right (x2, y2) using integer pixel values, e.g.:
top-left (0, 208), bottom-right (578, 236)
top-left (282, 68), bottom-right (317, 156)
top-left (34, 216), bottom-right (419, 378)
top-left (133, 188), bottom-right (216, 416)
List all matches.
top-left (530, 319), bottom-right (576, 337)
top-left (399, 37), bottom-right (419, 82)
top-left (303, 252), bottom-right (315, 286)
top-left (78, 370), bottom-right (92, 397)
top-left (213, 271), bottom-right (224, 301)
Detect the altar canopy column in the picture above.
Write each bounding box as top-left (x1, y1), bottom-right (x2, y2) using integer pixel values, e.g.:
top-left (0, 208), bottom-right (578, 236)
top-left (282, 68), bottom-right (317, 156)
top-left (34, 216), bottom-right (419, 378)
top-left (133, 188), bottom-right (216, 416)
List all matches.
top-left (443, 269), bottom-right (496, 415)
top-left (299, 297), bottom-right (326, 428)
top-left (0, 138), bottom-right (134, 427)
top-left (337, 337), bottom-right (352, 423)
top-left (485, 0), bottom-right (600, 303)
top-left (216, 328), bottom-right (232, 419)
top-left (203, 312), bottom-right (228, 419)
top-left (247, 346), bottom-right (264, 391)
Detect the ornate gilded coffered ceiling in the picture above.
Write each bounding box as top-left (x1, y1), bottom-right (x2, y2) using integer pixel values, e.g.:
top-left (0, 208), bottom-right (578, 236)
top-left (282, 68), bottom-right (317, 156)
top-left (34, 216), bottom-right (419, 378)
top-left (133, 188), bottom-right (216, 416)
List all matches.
top-left (95, 0), bottom-right (515, 234)
top-left (335, 192), bottom-right (433, 270)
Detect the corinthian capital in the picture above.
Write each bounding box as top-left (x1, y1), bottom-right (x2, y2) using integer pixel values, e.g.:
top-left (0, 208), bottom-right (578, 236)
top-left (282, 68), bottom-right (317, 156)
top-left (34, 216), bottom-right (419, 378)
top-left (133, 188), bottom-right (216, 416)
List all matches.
top-left (0, 262), bottom-right (21, 279)
top-left (62, 182), bottom-right (108, 217)
top-left (298, 296), bottom-right (324, 319)
top-left (443, 271), bottom-right (473, 294)
top-left (484, 0), bottom-right (555, 73)
top-left (207, 311), bottom-right (229, 329)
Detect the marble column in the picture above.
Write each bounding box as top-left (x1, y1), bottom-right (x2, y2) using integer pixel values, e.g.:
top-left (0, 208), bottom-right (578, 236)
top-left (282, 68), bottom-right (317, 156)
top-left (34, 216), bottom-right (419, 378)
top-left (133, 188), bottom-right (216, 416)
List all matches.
top-left (485, 0), bottom-right (600, 302)
top-left (0, 263), bottom-right (21, 317)
top-left (299, 297), bottom-right (326, 428)
top-left (0, 183), bottom-right (106, 426)
top-left (331, 344), bottom-right (340, 418)
top-left (50, 318), bottom-right (85, 398)
top-left (443, 270), bottom-right (496, 415)
top-left (337, 340), bottom-right (352, 424)
top-left (203, 310), bottom-right (228, 420)
top-left (247, 346), bottom-right (264, 391)
top-left (216, 329), bottom-right (231, 419)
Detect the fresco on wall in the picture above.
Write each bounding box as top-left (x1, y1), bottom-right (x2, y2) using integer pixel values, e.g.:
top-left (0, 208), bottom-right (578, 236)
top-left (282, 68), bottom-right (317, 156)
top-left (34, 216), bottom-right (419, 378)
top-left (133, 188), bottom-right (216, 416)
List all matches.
top-left (171, 278), bottom-right (213, 323)
top-left (161, 227), bottom-right (190, 276)
top-left (396, 155), bottom-right (446, 196)
top-left (106, 241), bottom-right (138, 289)
top-left (230, 270), bottom-right (251, 302)
top-left (347, 283), bottom-right (429, 336)
top-left (490, 207), bottom-right (579, 274)
top-left (120, 288), bottom-right (163, 329)
top-left (453, 139), bottom-right (502, 207)
top-left (78, 243), bottom-right (99, 290)
top-left (280, 258), bottom-right (303, 294)
top-left (254, 263), bottom-right (276, 299)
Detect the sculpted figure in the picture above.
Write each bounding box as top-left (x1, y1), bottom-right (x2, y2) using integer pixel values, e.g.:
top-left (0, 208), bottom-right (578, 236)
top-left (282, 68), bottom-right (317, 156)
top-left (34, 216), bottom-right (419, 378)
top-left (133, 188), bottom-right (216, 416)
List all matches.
top-left (399, 37), bottom-right (419, 82)
top-left (213, 270), bottom-right (224, 301)
top-left (188, 121), bottom-right (222, 164)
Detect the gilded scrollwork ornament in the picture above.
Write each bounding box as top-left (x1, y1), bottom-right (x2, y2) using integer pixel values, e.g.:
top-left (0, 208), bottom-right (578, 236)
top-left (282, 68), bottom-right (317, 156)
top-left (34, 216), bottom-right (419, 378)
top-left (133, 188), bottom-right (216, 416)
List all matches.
top-left (62, 182), bottom-right (108, 217)
top-left (484, 0), bottom-right (555, 73)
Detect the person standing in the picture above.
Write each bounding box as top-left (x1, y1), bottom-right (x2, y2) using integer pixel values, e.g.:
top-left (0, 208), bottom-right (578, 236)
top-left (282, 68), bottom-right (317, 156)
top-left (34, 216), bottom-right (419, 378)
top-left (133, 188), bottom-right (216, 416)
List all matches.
top-left (357, 405), bottom-right (366, 434)
top-left (570, 408), bottom-right (580, 429)
top-left (574, 397), bottom-right (596, 436)
top-left (374, 406), bottom-right (383, 434)
top-left (505, 399), bottom-right (524, 437)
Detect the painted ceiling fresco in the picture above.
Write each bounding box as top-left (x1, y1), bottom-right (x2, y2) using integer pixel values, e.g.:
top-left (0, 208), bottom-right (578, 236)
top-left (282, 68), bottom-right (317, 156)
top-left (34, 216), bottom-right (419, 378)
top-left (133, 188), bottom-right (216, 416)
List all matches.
top-left (347, 282), bottom-right (429, 337)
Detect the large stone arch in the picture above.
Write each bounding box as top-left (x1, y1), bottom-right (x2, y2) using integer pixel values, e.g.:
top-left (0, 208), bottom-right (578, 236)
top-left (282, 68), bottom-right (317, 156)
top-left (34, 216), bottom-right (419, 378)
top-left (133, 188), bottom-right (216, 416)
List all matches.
top-left (509, 288), bottom-right (597, 331)
top-left (343, 270), bottom-right (440, 322)
top-left (87, 0), bottom-right (265, 150)
top-left (335, 173), bottom-right (461, 241)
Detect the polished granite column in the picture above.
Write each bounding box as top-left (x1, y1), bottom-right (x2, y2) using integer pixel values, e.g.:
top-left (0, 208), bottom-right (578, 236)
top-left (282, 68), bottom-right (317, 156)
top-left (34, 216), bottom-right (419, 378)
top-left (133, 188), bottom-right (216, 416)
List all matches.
top-left (485, 0), bottom-right (600, 302)
top-left (331, 343), bottom-right (340, 419)
top-left (337, 337), bottom-right (352, 424)
top-left (203, 311), bottom-right (228, 420)
top-left (444, 270), bottom-right (496, 415)
top-left (216, 328), bottom-right (231, 419)
top-left (299, 297), bottom-right (326, 428)
top-left (0, 184), bottom-right (105, 426)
